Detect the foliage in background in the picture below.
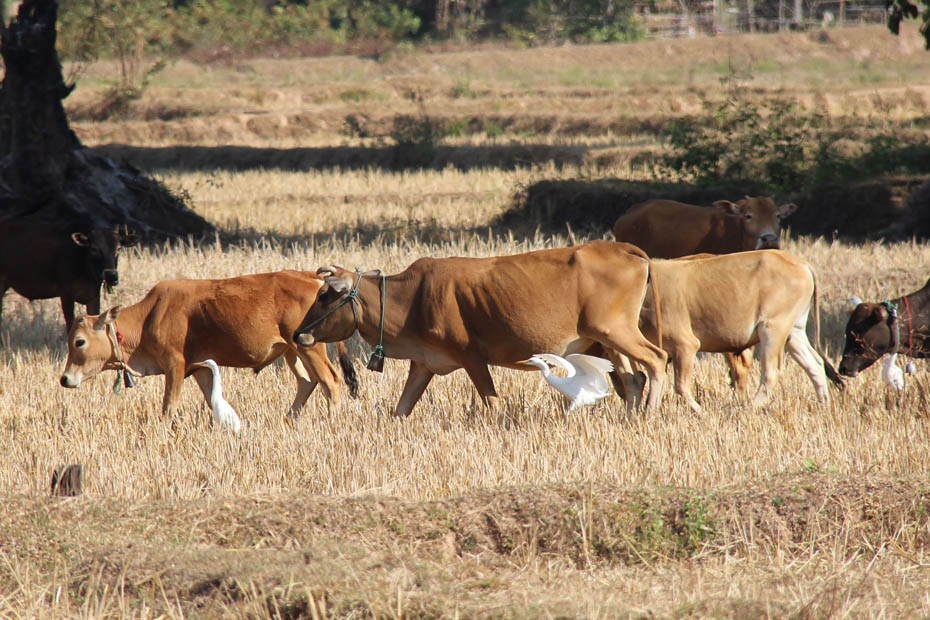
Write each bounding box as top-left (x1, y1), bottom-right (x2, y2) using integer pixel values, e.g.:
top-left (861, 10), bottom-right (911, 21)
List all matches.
top-left (54, 0), bottom-right (642, 64)
top-left (657, 96), bottom-right (929, 193)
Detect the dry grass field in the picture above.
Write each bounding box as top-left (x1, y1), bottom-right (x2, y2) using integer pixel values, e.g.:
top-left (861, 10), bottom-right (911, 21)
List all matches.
top-left (2, 25), bottom-right (930, 619)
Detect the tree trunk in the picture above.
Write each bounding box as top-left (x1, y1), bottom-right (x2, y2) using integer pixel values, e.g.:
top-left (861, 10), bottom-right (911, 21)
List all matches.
top-left (0, 0), bottom-right (213, 241)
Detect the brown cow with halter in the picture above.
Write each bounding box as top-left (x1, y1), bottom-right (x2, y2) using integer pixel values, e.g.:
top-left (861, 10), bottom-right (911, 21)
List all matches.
top-left (60, 271), bottom-right (359, 419)
top-left (293, 241), bottom-right (667, 416)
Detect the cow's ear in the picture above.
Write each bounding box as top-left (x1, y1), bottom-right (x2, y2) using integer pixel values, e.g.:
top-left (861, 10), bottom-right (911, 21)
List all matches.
top-left (324, 274), bottom-right (353, 294)
top-left (72, 232), bottom-right (89, 246)
top-left (871, 305), bottom-right (888, 323)
top-left (92, 305), bottom-right (121, 331)
top-left (712, 200), bottom-right (740, 215)
top-left (777, 202), bottom-right (799, 218)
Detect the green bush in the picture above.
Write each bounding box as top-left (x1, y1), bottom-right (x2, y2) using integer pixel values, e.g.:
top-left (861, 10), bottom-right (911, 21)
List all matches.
top-left (657, 96), bottom-right (928, 193)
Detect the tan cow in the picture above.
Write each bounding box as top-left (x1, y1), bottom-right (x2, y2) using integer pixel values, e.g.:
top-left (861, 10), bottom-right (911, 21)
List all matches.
top-left (293, 240), bottom-right (668, 416)
top-left (633, 250), bottom-right (843, 410)
top-left (612, 197), bottom-right (799, 258)
top-left (59, 271), bottom-right (359, 418)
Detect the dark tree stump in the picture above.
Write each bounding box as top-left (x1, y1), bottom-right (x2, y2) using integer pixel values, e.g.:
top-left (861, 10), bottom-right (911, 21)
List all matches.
top-left (50, 463), bottom-right (82, 496)
top-left (0, 0), bottom-right (213, 241)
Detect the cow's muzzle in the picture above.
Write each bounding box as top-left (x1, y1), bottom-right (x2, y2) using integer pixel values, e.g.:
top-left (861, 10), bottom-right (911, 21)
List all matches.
top-left (294, 330), bottom-right (315, 347)
top-left (60, 374), bottom-right (80, 388)
top-left (103, 270), bottom-right (119, 287)
top-left (757, 234), bottom-right (779, 249)
top-left (838, 359), bottom-right (861, 378)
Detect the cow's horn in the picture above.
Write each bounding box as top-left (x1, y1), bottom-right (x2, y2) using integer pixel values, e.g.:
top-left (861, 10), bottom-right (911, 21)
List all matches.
top-left (316, 264), bottom-right (338, 277)
top-left (846, 296), bottom-right (863, 314)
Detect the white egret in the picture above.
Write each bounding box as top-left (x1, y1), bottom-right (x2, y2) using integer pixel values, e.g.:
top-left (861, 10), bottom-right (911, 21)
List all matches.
top-left (189, 359), bottom-right (242, 433)
top-left (882, 353), bottom-right (905, 391)
top-left (523, 353), bottom-right (614, 411)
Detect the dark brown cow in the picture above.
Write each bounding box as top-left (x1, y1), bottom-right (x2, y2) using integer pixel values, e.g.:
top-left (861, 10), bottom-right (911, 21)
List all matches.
top-left (839, 279), bottom-right (930, 378)
top-left (612, 197), bottom-right (799, 258)
top-left (293, 241), bottom-right (668, 416)
top-left (60, 271), bottom-right (359, 417)
top-left (0, 220), bottom-right (137, 331)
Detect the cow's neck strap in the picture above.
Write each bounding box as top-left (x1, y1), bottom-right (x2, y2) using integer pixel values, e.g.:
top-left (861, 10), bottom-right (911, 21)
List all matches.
top-left (903, 296), bottom-right (915, 358)
top-left (366, 275), bottom-right (387, 372)
top-left (107, 321), bottom-right (135, 394)
top-left (882, 299), bottom-right (903, 356)
top-left (302, 269), bottom-right (362, 333)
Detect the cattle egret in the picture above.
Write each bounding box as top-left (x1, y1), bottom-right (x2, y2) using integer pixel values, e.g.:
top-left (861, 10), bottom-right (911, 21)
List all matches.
top-left (524, 353), bottom-right (614, 411)
top-left (189, 359), bottom-right (242, 433)
top-left (881, 354), bottom-right (905, 391)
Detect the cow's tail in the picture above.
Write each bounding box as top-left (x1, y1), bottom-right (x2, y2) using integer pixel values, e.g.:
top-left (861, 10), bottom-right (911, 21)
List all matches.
top-left (811, 268), bottom-right (844, 390)
top-left (336, 341), bottom-right (361, 398)
top-left (617, 242), bottom-right (662, 349)
top-left (648, 260), bottom-right (662, 350)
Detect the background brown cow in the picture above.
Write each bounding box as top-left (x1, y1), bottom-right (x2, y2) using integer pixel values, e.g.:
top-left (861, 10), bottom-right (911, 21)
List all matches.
top-left (612, 197), bottom-right (799, 258)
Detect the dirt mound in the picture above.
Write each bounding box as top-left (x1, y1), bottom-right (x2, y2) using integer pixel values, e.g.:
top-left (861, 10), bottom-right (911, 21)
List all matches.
top-left (2, 473), bottom-right (929, 618)
top-left (496, 177), bottom-right (924, 241)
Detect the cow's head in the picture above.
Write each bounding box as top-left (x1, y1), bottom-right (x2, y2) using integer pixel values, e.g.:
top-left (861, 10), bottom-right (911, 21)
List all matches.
top-left (293, 265), bottom-right (367, 347)
top-left (713, 197), bottom-right (798, 250)
top-left (71, 227), bottom-right (139, 292)
top-left (60, 306), bottom-right (122, 388)
top-left (838, 301), bottom-right (896, 377)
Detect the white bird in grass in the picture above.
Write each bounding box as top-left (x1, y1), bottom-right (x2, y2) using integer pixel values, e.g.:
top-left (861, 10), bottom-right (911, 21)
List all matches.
top-left (523, 353), bottom-right (614, 411)
top-left (882, 353), bottom-right (905, 391)
top-left (189, 359), bottom-right (242, 433)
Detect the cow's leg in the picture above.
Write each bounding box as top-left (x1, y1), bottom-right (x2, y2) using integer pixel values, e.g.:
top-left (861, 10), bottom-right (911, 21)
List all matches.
top-left (462, 360), bottom-right (501, 410)
top-left (162, 357), bottom-right (187, 415)
top-left (785, 327), bottom-right (830, 403)
top-left (395, 361), bottom-right (435, 417)
top-left (60, 295), bottom-right (76, 333)
top-left (591, 329), bottom-right (667, 412)
top-left (600, 349), bottom-right (644, 413)
top-left (0, 285), bottom-right (6, 332)
top-left (668, 339), bottom-right (701, 413)
top-left (752, 327), bottom-right (790, 407)
top-left (725, 350), bottom-right (753, 394)
top-left (283, 348), bottom-right (318, 417)
top-left (294, 344), bottom-right (342, 408)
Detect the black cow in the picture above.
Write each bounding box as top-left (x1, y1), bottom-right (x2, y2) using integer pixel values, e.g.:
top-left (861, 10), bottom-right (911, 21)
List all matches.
top-left (0, 220), bottom-right (137, 332)
top-left (839, 278), bottom-right (930, 377)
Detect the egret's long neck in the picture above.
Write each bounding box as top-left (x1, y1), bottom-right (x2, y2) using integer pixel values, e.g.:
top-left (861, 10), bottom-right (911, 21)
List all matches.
top-left (529, 362), bottom-right (551, 378)
top-left (210, 368), bottom-right (224, 405)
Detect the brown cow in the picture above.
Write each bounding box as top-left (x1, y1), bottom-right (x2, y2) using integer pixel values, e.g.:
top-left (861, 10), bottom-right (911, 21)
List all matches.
top-left (292, 240), bottom-right (668, 417)
top-left (631, 250), bottom-right (843, 410)
top-left (59, 271), bottom-right (359, 417)
top-left (0, 221), bottom-right (137, 331)
top-left (612, 197), bottom-right (799, 258)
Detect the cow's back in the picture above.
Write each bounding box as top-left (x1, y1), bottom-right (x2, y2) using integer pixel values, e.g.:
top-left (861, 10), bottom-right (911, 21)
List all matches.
top-left (400, 241), bottom-right (650, 362)
top-left (140, 270), bottom-right (323, 368)
top-left (613, 199), bottom-right (731, 258)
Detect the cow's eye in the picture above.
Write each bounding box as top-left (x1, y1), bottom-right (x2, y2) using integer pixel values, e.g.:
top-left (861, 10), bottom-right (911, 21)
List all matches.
top-left (75, 338), bottom-right (86, 348)
top-left (745, 214), bottom-right (752, 220)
